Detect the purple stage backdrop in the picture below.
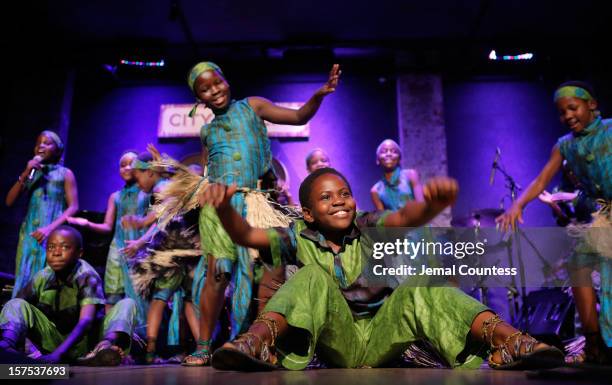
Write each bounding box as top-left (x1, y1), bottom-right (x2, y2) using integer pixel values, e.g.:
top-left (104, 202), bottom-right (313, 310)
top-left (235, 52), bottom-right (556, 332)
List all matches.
top-left (66, 74), bottom-right (398, 212)
top-left (444, 80), bottom-right (564, 226)
top-left (1, 71), bottom-right (575, 276)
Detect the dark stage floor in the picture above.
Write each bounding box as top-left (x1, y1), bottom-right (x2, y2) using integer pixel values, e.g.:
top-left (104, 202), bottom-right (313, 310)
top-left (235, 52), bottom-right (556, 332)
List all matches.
top-left (49, 365), bottom-right (608, 385)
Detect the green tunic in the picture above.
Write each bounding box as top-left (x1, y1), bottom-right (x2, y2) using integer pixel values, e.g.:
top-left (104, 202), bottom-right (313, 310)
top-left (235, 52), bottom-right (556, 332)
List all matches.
top-left (0, 260), bottom-right (136, 358)
top-left (264, 213), bottom-right (488, 370)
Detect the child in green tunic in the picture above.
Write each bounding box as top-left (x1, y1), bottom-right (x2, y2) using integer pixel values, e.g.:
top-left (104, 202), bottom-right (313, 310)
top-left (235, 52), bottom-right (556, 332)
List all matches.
top-left (0, 226), bottom-right (135, 365)
top-left (67, 151), bottom-right (150, 335)
top-left (181, 61), bottom-right (341, 366)
top-left (199, 168), bottom-right (564, 370)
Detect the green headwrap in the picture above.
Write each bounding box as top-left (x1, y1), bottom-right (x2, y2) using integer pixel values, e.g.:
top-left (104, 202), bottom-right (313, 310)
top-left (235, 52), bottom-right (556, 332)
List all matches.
top-left (187, 62), bottom-right (224, 92)
top-left (186, 61), bottom-right (224, 117)
top-left (132, 159), bottom-right (151, 170)
top-left (554, 86), bottom-right (594, 102)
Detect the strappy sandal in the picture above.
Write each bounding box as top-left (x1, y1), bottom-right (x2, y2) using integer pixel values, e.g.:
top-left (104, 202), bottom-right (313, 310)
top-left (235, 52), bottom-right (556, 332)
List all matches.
top-left (483, 315), bottom-right (564, 370)
top-left (212, 315), bottom-right (279, 371)
top-left (182, 340), bottom-right (211, 367)
top-left (212, 333), bottom-right (278, 371)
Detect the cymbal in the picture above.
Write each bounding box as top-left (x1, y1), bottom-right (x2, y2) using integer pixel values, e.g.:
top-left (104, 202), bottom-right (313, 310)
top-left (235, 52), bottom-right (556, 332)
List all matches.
top-left (451, 208), bottom-right (504, 227)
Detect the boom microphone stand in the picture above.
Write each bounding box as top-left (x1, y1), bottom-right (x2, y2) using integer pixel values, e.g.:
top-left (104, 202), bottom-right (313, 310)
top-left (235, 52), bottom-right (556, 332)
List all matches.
top-left (491, 153), bottom-right (528, 325)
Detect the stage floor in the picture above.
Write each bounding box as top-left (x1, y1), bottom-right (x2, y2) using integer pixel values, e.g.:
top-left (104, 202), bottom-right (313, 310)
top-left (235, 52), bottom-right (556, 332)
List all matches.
top-left (51, 365), bottom-right (606, 385)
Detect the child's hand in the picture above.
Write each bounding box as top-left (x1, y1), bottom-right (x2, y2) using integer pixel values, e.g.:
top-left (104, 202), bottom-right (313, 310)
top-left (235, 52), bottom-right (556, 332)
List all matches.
top-left (199, 183), bottom-right (237, 210)
top-left (315, 64), bottom-right (341, 98)
top-left (538, 190), bottom-right (554, 205)
top-left (31, 226), bottom-right (52, 244)
top-left (495, 204), bottom-right (523, 232)
top-left (67, 217), bottom-right (89, 227)
top-left (121, 239), bottom-right (144, 257)
top-left (25, 156), bottom-right (43, 174)
top-left (147, 143), bottom-right (162, 161)
top-left (423, 177), bottom-right (458, 212)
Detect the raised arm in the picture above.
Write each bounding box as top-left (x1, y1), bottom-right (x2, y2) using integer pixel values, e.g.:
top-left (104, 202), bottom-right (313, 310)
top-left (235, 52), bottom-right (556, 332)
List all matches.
top-left (384, 177), bottom-right (458, 227)
top-left (5, 157), bottom-right (43, 207)
top-left (199, 183), bottom-right (271, 249)
top-left (68, 192), bottom-right (116, 234)
top-left (248, 64), bottom-right (340, 125)
top-left (496, 146), bottom-right (563, 231)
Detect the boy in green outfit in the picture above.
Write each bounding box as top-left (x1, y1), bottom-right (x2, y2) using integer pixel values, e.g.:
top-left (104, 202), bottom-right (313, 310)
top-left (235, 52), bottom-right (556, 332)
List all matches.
top-left (200, 168), bottom-right (564, 370)
top-left (0, 226), bottom-right (135, 365)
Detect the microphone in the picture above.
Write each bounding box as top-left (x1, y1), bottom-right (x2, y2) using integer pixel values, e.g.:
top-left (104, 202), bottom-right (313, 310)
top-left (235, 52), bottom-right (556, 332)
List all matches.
top-left (28, 155), bottom-right (43, 181)
top-left (489, 147), bottom-right (501, 185)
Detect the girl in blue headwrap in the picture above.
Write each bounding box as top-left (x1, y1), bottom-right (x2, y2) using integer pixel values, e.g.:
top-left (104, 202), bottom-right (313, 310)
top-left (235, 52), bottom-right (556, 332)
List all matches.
top-left (497, 81), bottom-right (611, 364)
top-left (180, 62), bottom-right (341, 366)
top-left (5, 131), bottom-right (79, 296)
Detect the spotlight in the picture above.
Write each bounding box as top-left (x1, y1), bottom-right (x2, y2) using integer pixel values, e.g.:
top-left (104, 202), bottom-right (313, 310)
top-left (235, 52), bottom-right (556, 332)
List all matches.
top-left (488, 50), bottom-right (534, 61)
top-left (119, 59), bottom-right (165, 67)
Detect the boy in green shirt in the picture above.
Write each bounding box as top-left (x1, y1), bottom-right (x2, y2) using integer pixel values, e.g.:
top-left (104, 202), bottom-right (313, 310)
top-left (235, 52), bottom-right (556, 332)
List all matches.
top-left (0, 226), bottom-right (135, 365)
top-left (200, 168), bottom-right (564, 371)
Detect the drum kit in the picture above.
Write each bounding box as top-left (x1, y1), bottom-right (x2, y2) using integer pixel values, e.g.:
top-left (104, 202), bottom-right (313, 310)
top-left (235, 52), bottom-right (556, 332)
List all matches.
top-left (450, 207), bottom-right (523, 321)
top-left (449, 148), bottom-right (566, 329)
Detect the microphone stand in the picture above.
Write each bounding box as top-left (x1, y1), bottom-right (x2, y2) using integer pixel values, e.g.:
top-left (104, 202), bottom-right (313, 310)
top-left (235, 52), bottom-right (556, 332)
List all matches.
top-left (492, 160), bottom-right (528, 325)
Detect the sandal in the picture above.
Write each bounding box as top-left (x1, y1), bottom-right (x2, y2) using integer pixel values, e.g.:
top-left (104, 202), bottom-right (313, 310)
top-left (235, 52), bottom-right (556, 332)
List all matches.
top-left (212, 332), bottom-right (278, 371)
top-left (212, 314), bottom-right (280, 371)
top-left (489, 332), bottom-right (564, 369)
top-left (182, 340), bottom-right (211, 367)
top-left (483, 315), bottom-right (564, 370)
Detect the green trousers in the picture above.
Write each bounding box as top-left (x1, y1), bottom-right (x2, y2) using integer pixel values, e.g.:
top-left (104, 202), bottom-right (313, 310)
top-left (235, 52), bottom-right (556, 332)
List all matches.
top-left (265, 264), bottom-right (488, 370)
top-left (0, 298), bottom-right (136, 359)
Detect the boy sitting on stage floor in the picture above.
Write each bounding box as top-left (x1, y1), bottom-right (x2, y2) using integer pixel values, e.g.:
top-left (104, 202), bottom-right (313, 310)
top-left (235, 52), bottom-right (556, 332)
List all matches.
top-left (0, 226), bottom-right (135, 366)
top-left (201, 168), bottom-right (564, 371)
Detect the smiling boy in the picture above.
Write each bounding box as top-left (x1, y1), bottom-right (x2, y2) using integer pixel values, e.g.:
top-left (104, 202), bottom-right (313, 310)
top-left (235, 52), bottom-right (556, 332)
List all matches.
top-left (199, 168), bottom-right (563, 371)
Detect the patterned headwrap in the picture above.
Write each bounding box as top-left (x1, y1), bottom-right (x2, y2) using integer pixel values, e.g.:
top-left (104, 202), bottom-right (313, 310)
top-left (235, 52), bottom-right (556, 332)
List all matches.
top-left (187, 62), bottom-right (223, 92)
top-left (41, 130), bottom-right (64, 153)
top-left (554, 86), bottom-right (594, 103)
top-left (186, 62), bottom-right (224, 117)
top-left (132, 159), bottom-right (151, 170)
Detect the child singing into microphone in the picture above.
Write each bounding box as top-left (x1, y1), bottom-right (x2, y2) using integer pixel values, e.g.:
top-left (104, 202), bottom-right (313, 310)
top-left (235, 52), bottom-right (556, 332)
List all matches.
top-left (5, 131), bottom-right (79, 296)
